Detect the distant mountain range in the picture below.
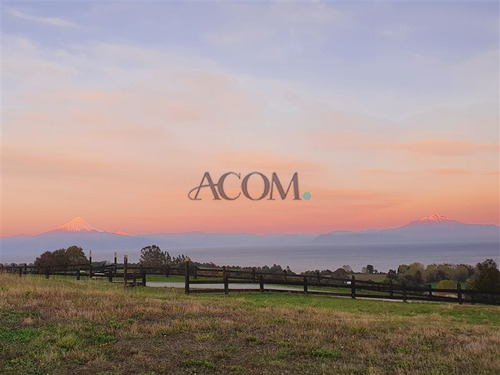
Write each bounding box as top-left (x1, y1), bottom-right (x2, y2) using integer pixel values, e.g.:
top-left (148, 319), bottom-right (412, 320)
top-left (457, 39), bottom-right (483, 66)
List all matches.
top-left (1, 215), bottom-right (498, 263)
top-left (314, 214), bottom-right (499, 244)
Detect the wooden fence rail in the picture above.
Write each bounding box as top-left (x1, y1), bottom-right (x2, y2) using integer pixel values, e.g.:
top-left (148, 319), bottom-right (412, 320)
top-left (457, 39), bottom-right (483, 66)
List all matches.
top-left (184, 261), bottom-right (500, 305)
top-left (2, 260), bottom-right (499, 305)
top-left (0, 261), bottom-right (184, 288)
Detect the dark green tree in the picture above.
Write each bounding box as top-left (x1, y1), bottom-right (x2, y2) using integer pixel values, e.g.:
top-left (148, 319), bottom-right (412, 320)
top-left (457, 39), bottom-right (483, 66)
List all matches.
top-left (414, 270), bottom-right (423, 284)
top-left (468, 259), bottom-right (500, 293)
top-left (65, 246), bottom-right (87, 265)
top-left (34, 246), bottom-right (87, 270)
top-left (139, 245), bottom-right (170, 267)
top-left (34, 251), bottom-right (54, 268)
top-left (171, 254), bottom-right (186, 265)
top-left (398, 264), bottom-right (409, 274)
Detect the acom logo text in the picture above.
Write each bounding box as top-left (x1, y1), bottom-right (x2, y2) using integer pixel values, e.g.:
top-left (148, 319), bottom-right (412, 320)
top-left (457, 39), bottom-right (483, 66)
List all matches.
top-left (188, 172), bottom-right (311, 201)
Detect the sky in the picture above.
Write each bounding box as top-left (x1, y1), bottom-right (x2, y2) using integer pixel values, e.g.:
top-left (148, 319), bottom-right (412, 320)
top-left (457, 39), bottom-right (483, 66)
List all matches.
top-left (2, 1), bottom-right (499, 236)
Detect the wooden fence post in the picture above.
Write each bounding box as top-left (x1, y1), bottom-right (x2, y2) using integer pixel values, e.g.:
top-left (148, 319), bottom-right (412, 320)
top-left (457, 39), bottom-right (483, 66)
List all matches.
top-left (303, 276), bottom-right (308, 294)
top-left (142, 271), bottom-right (147, 287)
top-left (428, 284), bottom-right (433, 299)
top-left (89, 250), bottom-right (93, 278)
top-left (389, 279), bottom-right (394, 298)
top-left (108, 269), bottom-right (113, 282)
top-left (185, 260), bottom-right (190, 295)
top-left (457, 283), bottom-right (463, 305)
top-left (316, 271), bottom-right (321, 285)
top-left (18, 267), bottom-right (22, 277)
top-left (194, 266), bottom-right (198, 279)
top-left (283, 270), bottom-right (287, 283)
top-left (222, 266), bottom-right (228, 294)
top-left (113, 252), bottom-right (118, 278)
top-left (123, 255), bottom-right (128, 287)
top-left (259, 275), bottom-right (264, 293)
top-left (351, 275), bottom-right (356, 299)
top-left (252, 267), bottom-right (256, 282)
top-left (224, 271), bottom-right (229, 295)
top-left (77, 269), bottom-right (81, 280)
top-left (24, 263), bottom-right (27, 275)
top-left (166, 264), bottom-right (170, 277)
top-left (402, 282), bottom-right (407, 302)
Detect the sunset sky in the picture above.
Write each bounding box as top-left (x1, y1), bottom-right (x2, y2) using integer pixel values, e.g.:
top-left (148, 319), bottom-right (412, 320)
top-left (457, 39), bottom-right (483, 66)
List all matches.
top-left (2, 1), bottom-right (499, 236)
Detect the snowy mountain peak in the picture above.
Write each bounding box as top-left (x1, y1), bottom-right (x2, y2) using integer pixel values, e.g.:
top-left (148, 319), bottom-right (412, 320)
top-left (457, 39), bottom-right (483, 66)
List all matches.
top-left (418, 214), bottom-right (449, 223)
top-left (53, 217), bottom-right (103, 233)
top-left (401, 214), bottom-right (463, 229)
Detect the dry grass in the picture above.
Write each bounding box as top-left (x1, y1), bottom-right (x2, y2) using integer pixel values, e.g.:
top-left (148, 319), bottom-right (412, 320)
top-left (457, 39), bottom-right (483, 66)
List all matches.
top-left (0, 274), bottom-right (499, 374)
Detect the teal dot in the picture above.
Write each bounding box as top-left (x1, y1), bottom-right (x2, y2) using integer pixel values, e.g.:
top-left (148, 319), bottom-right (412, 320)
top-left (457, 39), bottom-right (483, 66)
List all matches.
top-left (302, 192), bottom-right (311, 200)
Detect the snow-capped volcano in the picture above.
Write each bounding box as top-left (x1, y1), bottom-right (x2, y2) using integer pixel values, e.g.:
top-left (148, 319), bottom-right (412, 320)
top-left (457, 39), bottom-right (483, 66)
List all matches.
top-left (314, 214), bottom-right (499, 243)
top-left (403, 214), bottom-right (462, 227)
top-left (418, 214), bottom-right (449, 223)
top-left (51, 217), bottom-right (103, 233)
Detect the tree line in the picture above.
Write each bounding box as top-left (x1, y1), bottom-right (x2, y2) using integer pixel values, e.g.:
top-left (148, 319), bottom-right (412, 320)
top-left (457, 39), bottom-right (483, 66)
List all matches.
top-left (386, 260), bottom-right (500, 293)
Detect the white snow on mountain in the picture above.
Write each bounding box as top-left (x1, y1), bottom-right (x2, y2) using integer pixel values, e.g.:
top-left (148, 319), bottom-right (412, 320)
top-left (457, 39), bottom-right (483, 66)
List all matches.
top-left (51, 217), bottom-right (103, 233)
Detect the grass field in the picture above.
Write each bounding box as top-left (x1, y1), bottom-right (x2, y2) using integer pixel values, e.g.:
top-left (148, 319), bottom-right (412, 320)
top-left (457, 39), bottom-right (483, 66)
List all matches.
top-left (1, 274), bottom-right (499, 374)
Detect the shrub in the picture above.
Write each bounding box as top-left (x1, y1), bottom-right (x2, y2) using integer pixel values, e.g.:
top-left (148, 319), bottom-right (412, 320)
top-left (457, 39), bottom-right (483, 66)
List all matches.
top-left (436, 280), bottom-right (456, 289)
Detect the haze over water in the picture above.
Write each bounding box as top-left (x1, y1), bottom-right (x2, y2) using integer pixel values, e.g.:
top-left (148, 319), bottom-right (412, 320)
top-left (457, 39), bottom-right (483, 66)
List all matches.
top-left (174, 242), bottom-right (500, 273)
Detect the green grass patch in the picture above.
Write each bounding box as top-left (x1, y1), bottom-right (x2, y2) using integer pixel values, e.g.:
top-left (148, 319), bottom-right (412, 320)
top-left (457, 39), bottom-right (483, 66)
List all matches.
top-left (93, 333), bottom-right (115, 345)
top-left (56, 333), bottom-right (79, 350)
top-left (310, 348), bottom-right (339, 359)
top-left (235, 292), bottom-right (500, 325)
top-left (0, 328), bottom-right (41, 342)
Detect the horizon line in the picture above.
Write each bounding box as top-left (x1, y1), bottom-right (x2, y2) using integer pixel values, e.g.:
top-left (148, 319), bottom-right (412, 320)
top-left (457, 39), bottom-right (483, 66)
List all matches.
top-left (3, 214), bottom-right (500, 238)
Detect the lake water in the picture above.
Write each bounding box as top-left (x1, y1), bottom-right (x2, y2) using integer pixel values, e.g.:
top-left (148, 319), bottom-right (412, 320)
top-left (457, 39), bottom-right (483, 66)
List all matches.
top-left (170, 242), bottom-right (500, 273)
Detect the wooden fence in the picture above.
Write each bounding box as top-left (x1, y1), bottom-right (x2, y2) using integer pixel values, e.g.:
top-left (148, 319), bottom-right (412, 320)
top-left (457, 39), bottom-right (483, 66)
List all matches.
top-left (1, 259), bottom-right (499, 305)
top-left (0, 258), bottom-right (184, 288)
top-left (183, 261), bottom-right (500, 305)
